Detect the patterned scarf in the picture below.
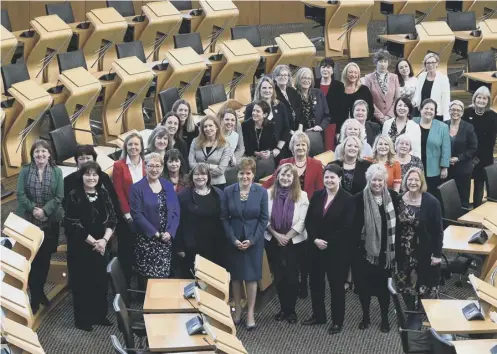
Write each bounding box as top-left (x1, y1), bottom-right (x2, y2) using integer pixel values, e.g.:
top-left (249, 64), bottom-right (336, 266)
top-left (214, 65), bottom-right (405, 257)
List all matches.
top-left (362, 186), bottom-right (396, 268)
top-left (388, 119), bottom-right (407, 145)
top-left (271, 187), bottom-right (295, 234)
top-left (375, 71), bottom-right (389, 95)
top-left (25, 163), bottom-right (53, 227)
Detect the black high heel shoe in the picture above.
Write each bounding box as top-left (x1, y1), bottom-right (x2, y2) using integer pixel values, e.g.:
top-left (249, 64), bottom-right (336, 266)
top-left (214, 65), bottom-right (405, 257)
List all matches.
top-left (328, 324), bottom-right (342, 334)
top-left (358, 318), bottom-right (370, 330)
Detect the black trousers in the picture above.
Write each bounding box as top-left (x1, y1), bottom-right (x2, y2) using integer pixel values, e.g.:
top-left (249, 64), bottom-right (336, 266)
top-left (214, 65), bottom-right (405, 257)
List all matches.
top-left (309, 248), bottom-right (348, 326)
top-left (298, 240), bottom-right (309, 287)
top-left (117, 220), bottom-right (134, 286)
top-left (472, 167), bottom-right (487, 208)
top-left (448, 170), bottom-right (472, 208)
top-left (29, 223), bottom-right (59, 306)
top-left (426, 175), bottom-right (441, 196)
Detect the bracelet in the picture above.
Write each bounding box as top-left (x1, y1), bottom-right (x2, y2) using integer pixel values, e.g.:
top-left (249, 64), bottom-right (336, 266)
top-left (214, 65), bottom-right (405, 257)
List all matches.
top-left (275, 147), bottom-right (281, 151)
top-left (102, 238), bottom-right (108, 244)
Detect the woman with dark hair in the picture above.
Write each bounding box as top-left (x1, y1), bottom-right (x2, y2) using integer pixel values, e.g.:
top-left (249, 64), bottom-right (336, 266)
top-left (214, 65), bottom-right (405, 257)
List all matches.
top-left (164, 149), bottom-right (187, 192)
top-left (220, 108), bottom-right (245, 166)
top-left (273, 64), bottom-right (302, 133)
top-left (172, 99), bottom-right (199, 150)
top-left (64, 161), bottom-right (117, 331)
top-left (395, 59), bottom-right (417, 102)
top-left (303, 163), bottom-right (354, 334)
top-left (176, 163), bottom-right (225, 276)
top-left (146, 126), bottom-right (169, 157)
top-left (161, 112), bottom-right (188, 162)
top-left (382, 97), bottom-right (421, 157)
top-left (16, 139), bottom-right (63, 314)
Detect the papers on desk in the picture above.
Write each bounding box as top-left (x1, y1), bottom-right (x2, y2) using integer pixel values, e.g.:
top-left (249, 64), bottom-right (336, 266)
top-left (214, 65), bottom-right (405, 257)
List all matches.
top-left (58, 165), bottom-right (77, 179)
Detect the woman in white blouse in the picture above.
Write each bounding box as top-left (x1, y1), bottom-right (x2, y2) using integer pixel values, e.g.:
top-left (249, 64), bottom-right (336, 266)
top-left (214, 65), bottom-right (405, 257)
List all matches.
top-left (395, 59), bottom-right (418, 102)
top-left (382, 97), bottom-right (421, 158)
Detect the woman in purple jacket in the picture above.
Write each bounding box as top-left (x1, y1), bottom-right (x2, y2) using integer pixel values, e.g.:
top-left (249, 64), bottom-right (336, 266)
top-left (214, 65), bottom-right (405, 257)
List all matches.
top-left (130, 152), bottom-right (180, 289)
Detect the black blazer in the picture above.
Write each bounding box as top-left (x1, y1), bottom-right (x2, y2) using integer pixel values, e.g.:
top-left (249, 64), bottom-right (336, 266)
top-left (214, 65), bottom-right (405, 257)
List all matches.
top-left (274, 85), bottom-right (302, 130)
top-left (173, 138), bottom-right (189, 166)
top-left (343, 85), bottom-right (374, 122)
top-left (445, 120), bottom-right (478, 175)
top-left (299, 88), bottom-right (331, 130)
top-left (365, 121), bottom-right (381, 146)
top-left (331, 159), bottom-right (372, 195)
top-left (315, 78), bottom-right (346, 129)
top-left (242, 118), bottom-right (278, 157)
top-left (244, 101), bottom-right (290, 143)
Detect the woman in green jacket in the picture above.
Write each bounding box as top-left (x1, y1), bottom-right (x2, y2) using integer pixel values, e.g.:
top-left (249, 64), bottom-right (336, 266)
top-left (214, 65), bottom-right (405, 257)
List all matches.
top-left (16, 139), bottom-right (63, 314)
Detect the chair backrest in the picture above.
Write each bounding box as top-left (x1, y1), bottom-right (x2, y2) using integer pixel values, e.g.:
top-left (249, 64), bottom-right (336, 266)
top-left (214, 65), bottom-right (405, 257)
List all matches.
top-left (57, 50), bottom-right (88, 73)
top-left (437, 179), bottom-right (464, 221)
top-left (387, 14), bottom-right (416, 35)
top-left (1, 62), bottom-right (30, 94)
top-left (49, 125), bottom-right (78, 164)
top-left (446, 11), bottom-right (476, 31)
top-left (231, 25), bottom-right (261, 47)
top-left (107, 257), bottom-right (131, 307)
top-left (116, 41), bottom-right (146, 63)
top-left (1, 9), bottom-right (12, 32)
top-left (388, 278), bottom-right (408, 330)
top-left (48, 104), bottom-right (71, 130)
top-left (306, 131), bottom-right (325, 157)
top-left (170, 1), bottom-right (193, 11)
top-left (110, 335), bottom-right (128, 354)
top-left (446, 1), bottom-right (463, 12)
top-left (113, 294), bottom-right (136, 349)
top-left (485, 164), bottom-right (497, 200)
top-left (429, 328), bottom-right (456, 354)
top-left (198, 84), bottom-right (227, 112)
top-left (45, 2), bottom-right (75, 24)
top-left (467, 51), bottom-right (497, 73)
top-left (174, 32), bottom-right (203, 55)
top-left (107, 0), bottom-right (135, 17)
top-left (158, 87), bottom-right (180, 119)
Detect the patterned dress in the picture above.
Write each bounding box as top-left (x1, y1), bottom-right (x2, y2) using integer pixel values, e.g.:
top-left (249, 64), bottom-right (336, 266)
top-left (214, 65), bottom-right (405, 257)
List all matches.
top-left (342, 169), bottom-right (355, 193)
top-left (134, 189), bottom-right (172, 278)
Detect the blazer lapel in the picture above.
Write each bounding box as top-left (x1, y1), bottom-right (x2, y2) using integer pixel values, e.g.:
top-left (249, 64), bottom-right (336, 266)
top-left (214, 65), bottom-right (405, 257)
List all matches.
top-left (233, 183), bottom-right (244, 220)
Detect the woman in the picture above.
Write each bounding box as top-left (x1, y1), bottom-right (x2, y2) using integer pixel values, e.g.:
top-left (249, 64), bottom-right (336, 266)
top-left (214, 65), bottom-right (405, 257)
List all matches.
top-left (16, 140), bottom-right (63, 314)
top-left (413, 99), bottom-right (451, 194)
top-left (266, 164), bottom-right (309, 324)
top-left (382, 97), bottom-right (421, 157)
top-left (189, 115), bottom-right (232, 189)
top-left (163, 149), bottom-right (187, 193)
top-left (302, 163), bottom-right (354, 334)
top-left (333, 136), bottom-right (372, 195)
top-left (353, 164), bottom-right (397, 333)
top-left (172, 99), bottom-right (199, 151)
top-left (220, 108), bottom-right (245, 166)
top-left (176, 164), bottom-right (225, 277)
top-left (273, 64), bottom-right (302, 133)
top-left (446, 100), bottom-right (478, 208)
top-left (130, 153), bottom-right (180, 288)
top-left (394, 167), bottom-right (443, 311)
top-left (244, 76), bottom-right (290, 158)
top-left (64, 161), bottom-right (116, 331)
top-left (395, 134), bottom-right (424, 193)
top-left (363, 49), bottom-right (400, 125)
top-left (462, 86), bottom-right (497, 207)
top-left (395, 59), bottom-right (418, 102)
top-left (161, 112), bottom-right (188, 162)
top-left (342, 62), bottom-right (374, 121)
top-left (221, 157), bottom-right (269, 330)
top-left (367, 135), bottom-right (401, 192)
top-left (335, 119), bottom-right (373, 158)
top-left (147, 126), bottom-right (169, 157)
top-left (352, 99), bottom-right (381, 147)
top-left (413, 53), bottom-right (450, 121)
top-left (242, 100), bottom-right (278, 180)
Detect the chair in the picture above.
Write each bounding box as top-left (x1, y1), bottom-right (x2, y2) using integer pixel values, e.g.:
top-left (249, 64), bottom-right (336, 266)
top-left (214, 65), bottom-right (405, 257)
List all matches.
top-left (110, 335), bottom-right (152, 354)
top-left (198, 84), bottom-right (227, 112)
top-left (116, 41), bottom-right (146, 63)
top-left (429, 328), bottom-right (456, 354)
top-left (158, 87), bottom-right (180, 120)
top-left (1, 9), bottom-right (12, 31)
top-left (170, 1), bottom-right (193, 11)
top-left (447, 11), bottom-right (476, 31)
top-left (107, 0), bottom-right (135, 17)
top-left (386, 14), bottom-right (416, 35)
top-left (306, 131), bottom-right (325, 157)
top-left (45, 2), bottom-right (75, 24)
top-left (437, 179), bottom-right (472, 225)
top-left (467, 51), bottom-right (496, 93)
top-left (1, 62), bottom-right (30, 96)
top-left (57, 50), bottom-right (88, 73)
top-left (446, 1), bottom-right (463, 12)
top-left (113, 294), bottom-right (146, 351)
top-left (231, 25), bottom-right (261, 47)
top-left (388, 279), bottom-right (433, 354)
top-left (485, 164), bottom-right (497, 202)
top-left (49, 125), bottom-right (79, 164)
top-left (48, 104), bottom-right (71, 130)
top-left (173, 32), bottom-right (203, 55)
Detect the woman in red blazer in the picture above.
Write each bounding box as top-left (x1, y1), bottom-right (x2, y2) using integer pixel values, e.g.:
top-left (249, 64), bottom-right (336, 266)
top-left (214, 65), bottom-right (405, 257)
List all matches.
top-left (262, 131), bottom-right (324, 299)
top-left (112, 132), bottom-right (146, 284)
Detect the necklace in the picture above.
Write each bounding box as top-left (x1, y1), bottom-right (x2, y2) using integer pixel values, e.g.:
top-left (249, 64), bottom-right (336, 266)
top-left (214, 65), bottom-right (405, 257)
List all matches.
top-left (86, 190), bottom-right (98, 202)
top-left (195, 188), bottom-right (210, 196)
top-left (255, 126), bottom-right (263, 149)
top-left (240, 191), bottom-right (249, 201)
top-left (374, 195), bottom-right (383, 206)
top-left (295, 159), bottom-right (307, 168)
top-left (406, 192), bottom-right (421, 204)
top-left (475, 109), bottom-right (484, 116)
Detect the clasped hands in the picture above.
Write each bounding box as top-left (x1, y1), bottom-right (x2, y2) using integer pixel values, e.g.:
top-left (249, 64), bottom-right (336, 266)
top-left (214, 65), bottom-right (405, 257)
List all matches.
top-left (156, 232), bottom-right (171, 243)
top-left (273, 232), bottom-right (290, 247)
top-left (93, 239), bottom-right (106, 255)
top-left (32, 207), bottom-right (47, 221)
top-left (235, 239), bottom-right (252, 251)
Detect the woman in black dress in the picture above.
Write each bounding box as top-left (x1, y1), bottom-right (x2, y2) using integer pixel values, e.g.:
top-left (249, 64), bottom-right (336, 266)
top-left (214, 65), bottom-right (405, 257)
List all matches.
top-left (161, 112), bottom-right (188, 162)
top-left (176, 163), bottom-right (225, 276)
top-left (273, 64), bottom-right (302, 133)
top-left (353, 164), bottom-right (397, 333)
top-left (341, 62), bottom-right (374, 121)
top-left (64, 161), bottom-right (117, 331)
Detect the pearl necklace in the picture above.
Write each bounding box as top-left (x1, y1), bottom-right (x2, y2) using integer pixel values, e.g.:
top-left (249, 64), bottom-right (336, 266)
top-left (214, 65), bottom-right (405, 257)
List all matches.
top-left (195, 188), bottom-right (210, 196)
top-left (86, 190), bottom-right (98, 203)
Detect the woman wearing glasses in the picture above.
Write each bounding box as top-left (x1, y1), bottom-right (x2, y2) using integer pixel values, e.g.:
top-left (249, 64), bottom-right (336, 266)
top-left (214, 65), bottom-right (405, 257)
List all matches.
top-left (273, 65), bottom-right (302, 134)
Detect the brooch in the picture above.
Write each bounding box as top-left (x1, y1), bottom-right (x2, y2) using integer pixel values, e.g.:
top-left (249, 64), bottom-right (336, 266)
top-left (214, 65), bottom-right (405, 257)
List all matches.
top-left (274, 109), bottom-right (278, 114)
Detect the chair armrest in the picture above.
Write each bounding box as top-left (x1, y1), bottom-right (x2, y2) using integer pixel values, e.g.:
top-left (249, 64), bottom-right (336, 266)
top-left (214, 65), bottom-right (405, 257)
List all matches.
top-left (127, 308), bottom-right (144, 314)
top-left (127, 289), bottom-right (146, 294)
top-left (404, 310), bottom-right (426, 315)
top-left (487, 197), bottom-right (497, 202)
top-left (442, 217), bottom-right (471, 227)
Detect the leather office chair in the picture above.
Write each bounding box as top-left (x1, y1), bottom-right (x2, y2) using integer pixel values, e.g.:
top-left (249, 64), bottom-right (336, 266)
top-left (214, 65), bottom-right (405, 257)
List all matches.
top-left (158, 87), bottom-right (180, 120)
top-left (49, 125), bottom-right (79, 164)
top-left (447, 11), bottom-right (476, 31)
top-left (429, 328), bottom-right (457, 354)
top-left (107, 0), bottom-right (135, 17)
top-left (385, 14), bottom-right (416, 57)
top-left (45, 2), bottom-right (75, 24)
top-left (306, 131), bottom-right (325, 157)
top-left (467, 51), bottom-right (496, 93)
top-left (57, 50), bottom-right (88, 73)
top-left (170, 1), bottom-right (193, 11)
top-left (48, 104), bottom-right (71, 130)
top-left (197, 83), bottom-right (226, 112)
top-left (446, 1), bottom-right (463, 12)
top-left (110, 335), bottom-right (152, 354)
top-left (231, 25), bottom-right (262, 47)
top-left (1, 9), bottom-right (12, 31)
top-left (1, 62), bottom-right (30, 95)
top-left (485, 164), bottom-right (497, 202)
top-left (116, 41), bottom-right (146, 63)
top-left (113, 294), bottom-right (147, 350)
top-left (173, 32), bottom-right (203, 55)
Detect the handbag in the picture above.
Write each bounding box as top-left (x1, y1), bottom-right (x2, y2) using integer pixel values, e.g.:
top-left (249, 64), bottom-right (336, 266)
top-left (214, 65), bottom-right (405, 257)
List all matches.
top-left (468, 229), bottom-right (489, 245)
top-left (461, 302), bottom-right (484, 321)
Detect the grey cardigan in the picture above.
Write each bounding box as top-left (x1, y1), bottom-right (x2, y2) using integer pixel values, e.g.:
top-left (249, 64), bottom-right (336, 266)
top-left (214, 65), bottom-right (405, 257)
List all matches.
top-left (188, 138), bottom-right (232, 185)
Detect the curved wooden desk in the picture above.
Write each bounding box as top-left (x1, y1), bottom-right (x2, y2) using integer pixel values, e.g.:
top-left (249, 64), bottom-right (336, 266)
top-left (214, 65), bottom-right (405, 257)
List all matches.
top-left (1, 317), bottom-right (45, 354)
top-left (194, 255), bottom-right (231, 303)
top-left (144, 279), bottom-right (198, 313)
top-left (2, 213), bottom-right (44, 263)
top-left (1, 25), bottom-right (18, 67)
top-left (450, 339), bottom-right (497, 354)
top-left (474, 19), bottom-right (497, 52)
top-left (1, 245), bottom-right (31, 292)
top-left (272, 32), bottom-right (316, 73)
top-left (0, 282), bottom-right (34, 328)
top-left (396, 0), bottom-right (446, 21)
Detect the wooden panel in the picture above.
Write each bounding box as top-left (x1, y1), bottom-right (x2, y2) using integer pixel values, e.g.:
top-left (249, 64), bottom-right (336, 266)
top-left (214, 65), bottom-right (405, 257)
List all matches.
top-left (260, 0), bottom-right (310, 25)
top-left (233, 1), bottom-right (259, 25)
top-left (2, 1), bottom-right (30, 31)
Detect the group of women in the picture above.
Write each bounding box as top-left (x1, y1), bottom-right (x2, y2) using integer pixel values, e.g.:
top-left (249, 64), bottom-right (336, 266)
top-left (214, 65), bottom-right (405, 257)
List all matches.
top-left (15, 49), bottom-right (496, 334)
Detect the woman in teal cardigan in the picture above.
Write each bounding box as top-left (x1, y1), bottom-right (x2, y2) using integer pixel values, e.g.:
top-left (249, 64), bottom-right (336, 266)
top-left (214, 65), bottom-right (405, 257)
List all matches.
top-left (16, 139), bottom-right (63, 314)
top-left (413, 99), bottom-right (451, 194)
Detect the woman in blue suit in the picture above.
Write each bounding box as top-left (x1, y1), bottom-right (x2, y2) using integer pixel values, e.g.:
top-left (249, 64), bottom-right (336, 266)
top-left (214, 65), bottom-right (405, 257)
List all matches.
top-left (221, 157), bottom-right (269, 331)
top-left (413, 99), bottom-right (451, 195)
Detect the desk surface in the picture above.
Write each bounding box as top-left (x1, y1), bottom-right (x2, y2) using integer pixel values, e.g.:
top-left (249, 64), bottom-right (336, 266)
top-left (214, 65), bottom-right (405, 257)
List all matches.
top-left (422, 299), bottom-right (497, 334)
top-left (378, 34), bottom-right (417, 44)
top-left (443, 225), bottom-right (497, 255)
top-left (459, 202), bottom-right (497, 226)
top-left (463, 72), bottom-right (497, 84)
top-left (144, 279), bottom-right (198, 313)
top-left (144, 313), bottom-right (213, 353)
top-left (450, 339), bottom-right (497, 354)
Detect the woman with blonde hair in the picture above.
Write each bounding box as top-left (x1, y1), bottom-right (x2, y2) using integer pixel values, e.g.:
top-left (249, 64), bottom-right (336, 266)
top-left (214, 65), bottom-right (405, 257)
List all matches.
top-left (172, 99), bottom-right (198, 150)
top-left (273, 64), bottom-right (302, 132)
top-left (266, 163), bottom-right (309, 324)
top-left (367, 135), bottom-right (401, 192)
top-left (395, 134), bottom-right (424, 192)
top-left (334, 119), bottom-right (373, 158)
top-left (341, 62), bottom-right (374, 120)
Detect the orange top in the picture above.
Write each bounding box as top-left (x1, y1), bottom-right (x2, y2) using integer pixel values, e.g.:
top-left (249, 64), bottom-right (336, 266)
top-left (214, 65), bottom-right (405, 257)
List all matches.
top-left (364, 158), bottom-right (402, 189)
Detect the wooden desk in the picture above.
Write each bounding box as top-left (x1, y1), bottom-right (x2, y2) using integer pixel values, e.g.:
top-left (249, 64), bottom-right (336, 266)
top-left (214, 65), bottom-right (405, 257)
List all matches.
top-left (422, 299), bottom-right (497, 334)
top-left (2, 212), bottom-right (44, 263)
top-left (459, 202), bottom-right (497, 227)
top-left (315, 150), bottom-right (336, 166)
top-left (144, 313), bottom-right (213, 353)
top-left (378, 33), bottom-right (418, 61)
top-left (0, 282), bottom-right (33, 328)
top-left (443, 225), bottom-right (497, 279)
top-left (1, 317), bottom-right (45, 354)
top-left (450, 339), bottom-right (497, 354)
top-left (1, 245), bottom-right (30, 292)
top-left (463, 72), bottom-right (497, 111)
top-left (144, 279), bottom-right (198, 313)
top-left (1, 25), bottom-right (18, 67)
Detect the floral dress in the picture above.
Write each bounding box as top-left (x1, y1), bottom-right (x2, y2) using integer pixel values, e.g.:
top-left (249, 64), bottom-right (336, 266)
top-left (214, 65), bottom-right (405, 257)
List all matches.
top-left (134, 189), bottom-right (172, 278)
top-left (342, 169), bottom-right (355, 193)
